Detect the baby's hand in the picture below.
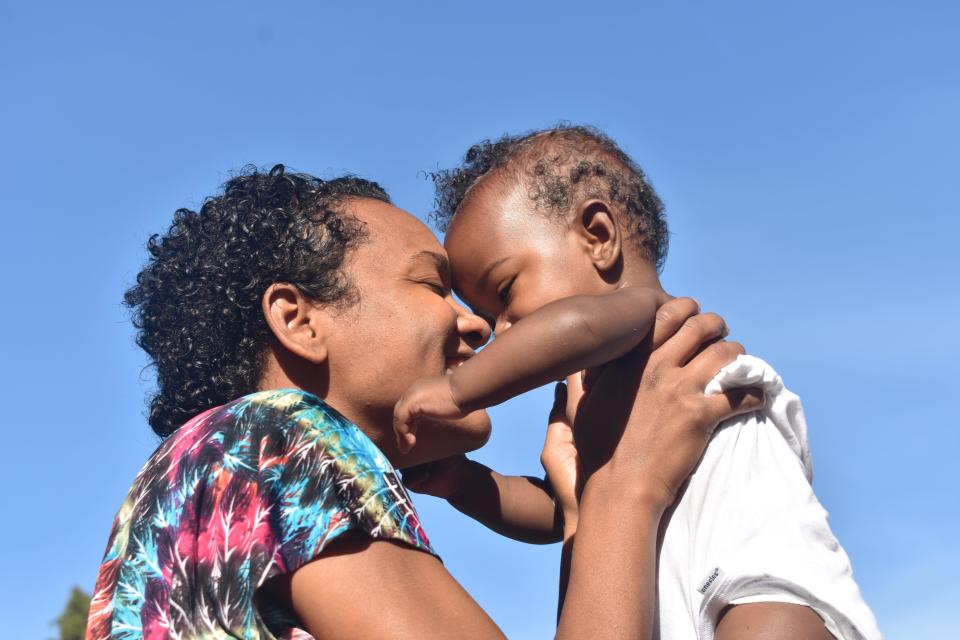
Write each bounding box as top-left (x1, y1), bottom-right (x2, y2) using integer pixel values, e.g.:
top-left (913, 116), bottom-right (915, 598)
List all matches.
top-left (394, 375), bottom-right (465, 454)
top-left (401, 455), bottom-right (470, 499)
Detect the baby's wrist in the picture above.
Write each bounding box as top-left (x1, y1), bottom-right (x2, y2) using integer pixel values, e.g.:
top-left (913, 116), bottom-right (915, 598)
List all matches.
top-left (446, 373), bottom-right (475, 415)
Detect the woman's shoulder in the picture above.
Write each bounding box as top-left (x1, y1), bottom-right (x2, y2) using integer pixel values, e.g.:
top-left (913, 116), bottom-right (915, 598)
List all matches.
top-left (225, 387), bottom-right (354, 430)
top-left (89, 388), bottom-right (432, 640)
top-left (216, 388), bottom-right (394, 471)
top-left (188, 388), bottom-right (434, 560)
top-left (136, 388), bottom-right (392, 507)
top-left (170, 388), bottom-right (370, 448)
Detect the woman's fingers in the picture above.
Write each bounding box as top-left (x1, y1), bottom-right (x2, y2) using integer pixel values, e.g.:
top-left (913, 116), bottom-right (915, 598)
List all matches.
top-left (705, 387), bottom-right (765, 427)
top-left (683, 340), bottom-right (765, 427)
top-left (648, 297), bottom-right (701, 351)
top-left (685, 340), bottom-right (745, 384)
top-left (653, 312), bottom-right (728, 368)
top-left (548, 382), bottom-right (569, 424)
top-left (542, 382), bottom-right (583, 519)
top-left (565, 373), bottom-right (586, 422)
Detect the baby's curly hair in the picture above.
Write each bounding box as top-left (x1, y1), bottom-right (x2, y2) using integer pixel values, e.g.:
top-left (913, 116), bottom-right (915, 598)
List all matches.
top-left (431, 125), bottom-right (668, 271)
top-left (125, 164), bottom-right (389, 437)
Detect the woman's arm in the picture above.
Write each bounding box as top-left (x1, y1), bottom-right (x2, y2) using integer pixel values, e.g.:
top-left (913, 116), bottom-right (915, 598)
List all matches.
top-left (558, 301), bottom-right (762, 637)
top-left (284, 534), bottom-right (507, 640)
top-left (285, 298), bottom-right (761, 639)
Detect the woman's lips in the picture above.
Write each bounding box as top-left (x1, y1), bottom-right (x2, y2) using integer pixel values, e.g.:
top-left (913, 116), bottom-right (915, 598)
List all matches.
top-left (444, 354), bottom-right (471, 373)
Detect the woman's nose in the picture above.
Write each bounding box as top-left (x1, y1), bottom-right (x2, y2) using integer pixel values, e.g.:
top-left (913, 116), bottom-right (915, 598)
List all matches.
top-left (455, 306), bottom-right (491, 349)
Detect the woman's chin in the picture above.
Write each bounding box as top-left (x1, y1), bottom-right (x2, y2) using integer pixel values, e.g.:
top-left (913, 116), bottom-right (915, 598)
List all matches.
top-left (397, 410), bottom-right (492, 468)
top-left (449, 409), bottom-right (493, 452)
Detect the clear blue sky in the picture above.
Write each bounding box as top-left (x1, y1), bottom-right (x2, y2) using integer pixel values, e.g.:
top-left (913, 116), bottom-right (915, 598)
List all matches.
top-left (1, 1), bottom-right (957, 637)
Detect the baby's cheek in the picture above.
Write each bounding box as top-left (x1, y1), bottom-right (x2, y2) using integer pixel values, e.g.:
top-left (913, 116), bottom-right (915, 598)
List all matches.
top-left (528, 284), bottom-right (574, 313)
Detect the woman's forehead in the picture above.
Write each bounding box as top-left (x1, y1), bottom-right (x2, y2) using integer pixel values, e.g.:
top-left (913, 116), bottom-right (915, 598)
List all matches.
top-left (350, 198), bottom-right (444, 258)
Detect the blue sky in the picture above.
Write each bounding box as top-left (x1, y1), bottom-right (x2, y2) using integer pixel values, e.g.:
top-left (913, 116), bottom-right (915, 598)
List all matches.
top-left (1, 1), bottom-right (957, 637)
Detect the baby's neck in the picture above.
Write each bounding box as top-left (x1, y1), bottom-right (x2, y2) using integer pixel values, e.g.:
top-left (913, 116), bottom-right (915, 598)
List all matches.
top-left (614, 258), bottom-right (669, 302)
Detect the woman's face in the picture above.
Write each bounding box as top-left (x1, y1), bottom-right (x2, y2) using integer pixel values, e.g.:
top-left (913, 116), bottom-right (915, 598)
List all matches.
top-left (322, 198), bottom-right (492, 468)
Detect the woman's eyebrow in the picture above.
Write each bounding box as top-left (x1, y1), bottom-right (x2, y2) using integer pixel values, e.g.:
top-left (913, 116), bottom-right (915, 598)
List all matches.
top-left (409, 250), bottom-right (451, 279)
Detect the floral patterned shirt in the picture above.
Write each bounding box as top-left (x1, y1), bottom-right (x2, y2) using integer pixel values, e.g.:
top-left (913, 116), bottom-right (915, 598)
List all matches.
top-left (87, 389), bottom-right (434, 639)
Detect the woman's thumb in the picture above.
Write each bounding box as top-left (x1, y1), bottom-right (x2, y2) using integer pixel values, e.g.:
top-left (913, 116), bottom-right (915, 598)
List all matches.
top-left (548, 382), bottom-right (568, 424)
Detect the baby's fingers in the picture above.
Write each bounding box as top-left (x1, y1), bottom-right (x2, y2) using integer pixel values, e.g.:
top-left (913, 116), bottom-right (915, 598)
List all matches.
top-left (395, 421), bottom-right (417, 454)
top-left (393, 402), bottom-right (420, 454)
top-left (396, 431), bottom-right (417, 455)
top-left (400, 464), bottom-right (430, 491)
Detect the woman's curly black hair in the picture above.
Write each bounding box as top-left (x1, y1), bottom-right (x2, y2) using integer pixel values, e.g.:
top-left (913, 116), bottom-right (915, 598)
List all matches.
top-left (125, 164), bottom-right (390, 437)
top-left (431, 124), bottom-right (669, 271)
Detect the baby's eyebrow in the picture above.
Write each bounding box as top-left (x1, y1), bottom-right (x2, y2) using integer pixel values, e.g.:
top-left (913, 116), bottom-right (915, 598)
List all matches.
top-left (478, 256), bottom-right (510, 288)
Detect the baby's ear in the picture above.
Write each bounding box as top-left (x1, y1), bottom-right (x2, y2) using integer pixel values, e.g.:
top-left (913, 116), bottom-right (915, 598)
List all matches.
top-left (575, 199), bottom-right (622, 273)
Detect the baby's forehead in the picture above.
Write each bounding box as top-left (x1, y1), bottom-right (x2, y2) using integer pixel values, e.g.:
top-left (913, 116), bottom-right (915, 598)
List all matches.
top-left (449, 174), bottom-right (548, 231)
top-left (443, 226), bottom-right (494, 278)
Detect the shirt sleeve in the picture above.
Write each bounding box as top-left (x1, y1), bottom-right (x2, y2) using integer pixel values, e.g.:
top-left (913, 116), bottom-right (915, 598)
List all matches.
top-left (248, 390), bottom-right (437, 576)
top-left (690, 356), bottom-right (881, 640)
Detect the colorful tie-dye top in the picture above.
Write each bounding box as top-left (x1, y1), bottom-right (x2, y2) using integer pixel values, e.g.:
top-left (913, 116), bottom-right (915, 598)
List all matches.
top-left (87, 388), bottom-right (435, 640)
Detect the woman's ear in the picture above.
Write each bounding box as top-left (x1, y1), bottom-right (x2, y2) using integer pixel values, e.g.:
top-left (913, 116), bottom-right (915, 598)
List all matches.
top-left (262, 283), bottom-right (329, 365)
top-left (575, 199), bottom-right (622, 273)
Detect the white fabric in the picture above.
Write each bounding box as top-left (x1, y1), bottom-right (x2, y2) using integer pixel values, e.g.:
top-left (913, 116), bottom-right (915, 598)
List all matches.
top-left (654, 355), bottom-right (882, 639)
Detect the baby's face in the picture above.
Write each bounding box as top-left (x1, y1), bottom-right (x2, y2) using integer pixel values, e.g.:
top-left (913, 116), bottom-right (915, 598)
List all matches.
top-left (445, 178), bottom-right (610, 335)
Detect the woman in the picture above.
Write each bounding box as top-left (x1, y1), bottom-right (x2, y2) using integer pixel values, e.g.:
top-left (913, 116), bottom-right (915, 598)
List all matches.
top-left (87, 165), bottom-right (758, 639)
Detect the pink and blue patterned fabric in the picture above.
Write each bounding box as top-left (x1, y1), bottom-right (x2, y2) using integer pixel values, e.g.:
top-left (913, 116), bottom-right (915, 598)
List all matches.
top-left (87, 389), bottom-right (434, 639)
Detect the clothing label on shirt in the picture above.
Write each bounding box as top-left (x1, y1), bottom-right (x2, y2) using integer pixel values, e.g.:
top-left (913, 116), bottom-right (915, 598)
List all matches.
top-left (698, 567), bottom-right (722, 594)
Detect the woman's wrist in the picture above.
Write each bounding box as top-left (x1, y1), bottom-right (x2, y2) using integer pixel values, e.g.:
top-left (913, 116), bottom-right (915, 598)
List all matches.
top-left (582, 465), bottom-right (671, 518)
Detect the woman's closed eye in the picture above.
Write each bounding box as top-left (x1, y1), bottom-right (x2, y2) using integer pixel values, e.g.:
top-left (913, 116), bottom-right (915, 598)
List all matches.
top-left (418, 279), bottom-right (449, 297)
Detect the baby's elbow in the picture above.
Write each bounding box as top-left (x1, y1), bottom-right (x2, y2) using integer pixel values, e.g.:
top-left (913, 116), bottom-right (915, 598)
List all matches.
top-left (555, 305), bottom-right (602, 346)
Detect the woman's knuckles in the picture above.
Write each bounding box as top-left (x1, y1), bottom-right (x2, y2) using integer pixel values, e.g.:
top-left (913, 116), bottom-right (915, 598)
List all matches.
top-left (692, 312), bottom-right (726, 337)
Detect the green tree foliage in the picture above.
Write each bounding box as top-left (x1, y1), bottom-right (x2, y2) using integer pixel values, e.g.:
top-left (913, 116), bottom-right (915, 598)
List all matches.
top-left (54, 587), bottom-right (90, 640)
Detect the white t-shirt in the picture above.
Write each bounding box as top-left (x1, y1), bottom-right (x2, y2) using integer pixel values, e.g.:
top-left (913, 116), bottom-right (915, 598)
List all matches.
top-left (654, 355), bottom-right (882, 639)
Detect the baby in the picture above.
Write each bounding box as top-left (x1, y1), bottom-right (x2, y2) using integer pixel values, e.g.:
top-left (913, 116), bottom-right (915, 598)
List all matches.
top-left (395, 126), bottom-right (881, 640)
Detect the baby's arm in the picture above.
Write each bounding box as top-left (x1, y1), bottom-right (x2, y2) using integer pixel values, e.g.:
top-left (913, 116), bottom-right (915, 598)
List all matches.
top-left (403, 456), bottom-right (563, 544)
top-left (404, 382), bottom-right (581, 546)
top-left (450, 286), bottom-right (664, 411)
top-left (395, 286), bottom-right (664, 451)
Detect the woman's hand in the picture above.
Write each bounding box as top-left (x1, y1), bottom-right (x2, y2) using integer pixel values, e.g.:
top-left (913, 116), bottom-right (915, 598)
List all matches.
top-left (574, 298), bottom-right (764, 509)
top-left (540, 377), bottom-right (585, 537)
top-left (556, 298), bottom-right (762, 639)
